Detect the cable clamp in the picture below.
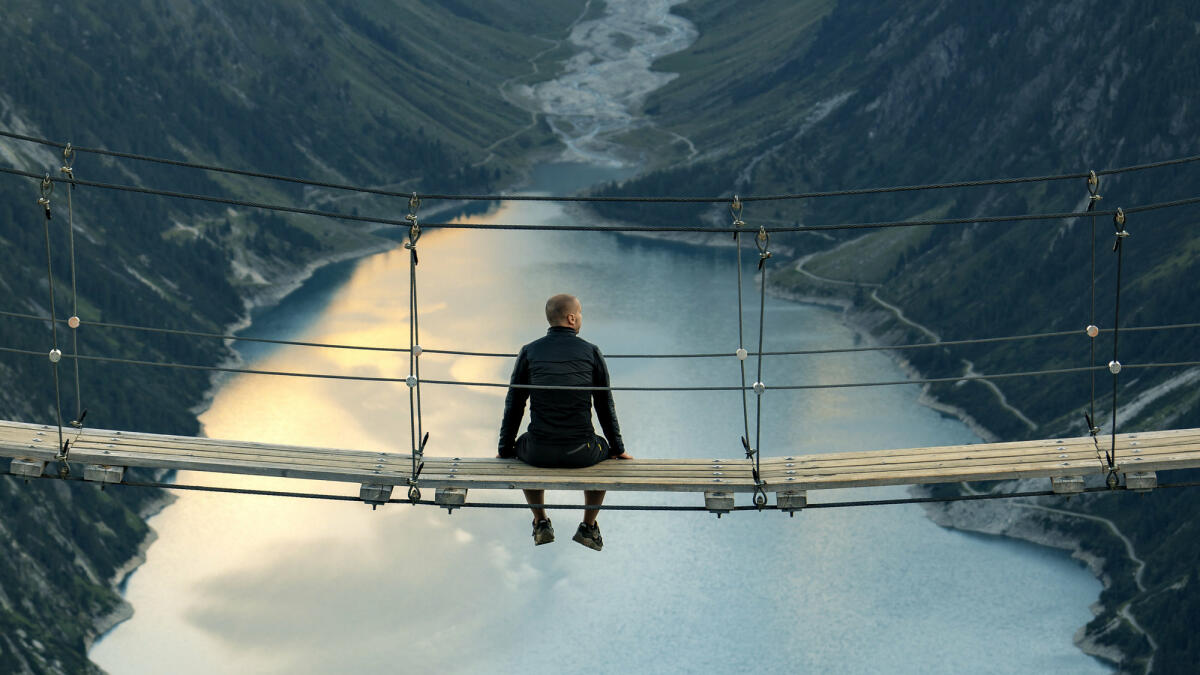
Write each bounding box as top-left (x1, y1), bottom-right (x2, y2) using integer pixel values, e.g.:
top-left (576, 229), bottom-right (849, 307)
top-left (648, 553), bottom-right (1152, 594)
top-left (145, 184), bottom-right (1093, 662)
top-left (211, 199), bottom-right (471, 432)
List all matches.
top-left (1111, 207), bottom-right (1128, 252)
top-left (735, 347), bottom-right (748, 361)
top-left (741, 435), bottom-right (753, 459)
top-left (60, 143), bottom-right (75, 180)
top-left (48, 348), bottom-right (62, 363)
top-left (38, 174), bottom-right (53, 220)
top-left (404, 192), bottom-right (422, 251)
top-left (1108, 360), bottom-right (1122, 375)
top-left (1085, 324), bottom-right (1099, 338)
top-left (752, 381), bottom-right (766, 395)
top-left (755, 226), bottom-right (771, 269)
top-left (730, 195), bottom-right (745, 239)
top-left (405, 375), bottom-right (418, 388)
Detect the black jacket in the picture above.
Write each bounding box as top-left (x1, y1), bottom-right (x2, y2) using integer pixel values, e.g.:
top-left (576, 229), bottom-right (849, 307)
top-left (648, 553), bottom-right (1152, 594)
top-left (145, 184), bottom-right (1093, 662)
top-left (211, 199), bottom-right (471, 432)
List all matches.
top-left (498, 326), bottom-right (625, 458)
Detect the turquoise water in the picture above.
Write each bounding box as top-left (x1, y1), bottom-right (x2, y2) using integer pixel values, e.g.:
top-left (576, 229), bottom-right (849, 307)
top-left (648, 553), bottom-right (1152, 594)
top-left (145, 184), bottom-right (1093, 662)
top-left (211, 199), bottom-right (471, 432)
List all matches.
top-left (91, 166), bottom-right (1109, 674)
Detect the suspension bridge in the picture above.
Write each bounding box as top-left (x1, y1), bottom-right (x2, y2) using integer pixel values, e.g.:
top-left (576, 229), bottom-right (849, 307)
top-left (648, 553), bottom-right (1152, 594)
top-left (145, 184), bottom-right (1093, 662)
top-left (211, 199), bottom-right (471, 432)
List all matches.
top-left (2, 128), bottom-right (1200, 516)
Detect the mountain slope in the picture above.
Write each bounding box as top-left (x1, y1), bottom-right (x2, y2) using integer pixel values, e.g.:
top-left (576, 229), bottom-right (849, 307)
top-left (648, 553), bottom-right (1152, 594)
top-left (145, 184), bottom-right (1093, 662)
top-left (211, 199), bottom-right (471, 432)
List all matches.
top-left (592, 0), bottom-right (1200, 669)
top-left (0, 1), bottom-right (585, 671)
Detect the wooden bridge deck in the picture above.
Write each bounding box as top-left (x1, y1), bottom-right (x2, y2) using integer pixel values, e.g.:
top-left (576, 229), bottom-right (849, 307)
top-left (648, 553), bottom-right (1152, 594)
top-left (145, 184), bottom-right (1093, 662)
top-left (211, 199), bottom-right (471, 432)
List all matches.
top-left (3, 419), bottom-right (1199, 510)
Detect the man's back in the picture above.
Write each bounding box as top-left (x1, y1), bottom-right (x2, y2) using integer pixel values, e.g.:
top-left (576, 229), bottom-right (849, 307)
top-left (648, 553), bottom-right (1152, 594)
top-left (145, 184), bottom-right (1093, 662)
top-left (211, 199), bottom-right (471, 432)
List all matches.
top-left (498, 293), bottom-right (631, 550)
top-left (498, 326), bottom-right (624, 456)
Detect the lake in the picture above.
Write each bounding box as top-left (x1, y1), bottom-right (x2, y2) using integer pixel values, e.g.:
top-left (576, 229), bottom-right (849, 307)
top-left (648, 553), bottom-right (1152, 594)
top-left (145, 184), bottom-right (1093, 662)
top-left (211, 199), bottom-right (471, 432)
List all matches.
top-left (91, 163), bottom-right (1109, 674)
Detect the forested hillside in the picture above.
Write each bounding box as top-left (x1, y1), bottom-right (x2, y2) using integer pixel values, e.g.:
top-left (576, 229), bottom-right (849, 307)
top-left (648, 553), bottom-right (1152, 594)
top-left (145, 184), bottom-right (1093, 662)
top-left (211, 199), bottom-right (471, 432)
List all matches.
top-left (593, 1), bottom-right (1200, 670)
top-left (0, 1), bottom-right (585, 670)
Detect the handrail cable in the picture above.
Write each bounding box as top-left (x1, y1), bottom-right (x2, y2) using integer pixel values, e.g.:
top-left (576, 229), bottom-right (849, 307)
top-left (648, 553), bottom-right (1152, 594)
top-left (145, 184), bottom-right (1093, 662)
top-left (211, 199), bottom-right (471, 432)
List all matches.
top-left (2, 344), bottom-right (1197, 391)
top-left (3, 308), bottom-right (1198, 361)
top-left (2, 165), bottom-right (1199, 235)
top-left (19, 471), bottom-right (1200, 512)
top-left (3, 128), bottom-right (1199, 204)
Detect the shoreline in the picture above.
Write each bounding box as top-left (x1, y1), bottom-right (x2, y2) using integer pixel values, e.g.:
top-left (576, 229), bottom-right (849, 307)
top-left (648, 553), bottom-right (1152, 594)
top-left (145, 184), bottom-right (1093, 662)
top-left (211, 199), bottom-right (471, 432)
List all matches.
top-left (575, 219), bottom-right (1130, 671)
top-left (915, 486), bottom-right (1126, 669)
top-left (87, 233), bottom-right (397, 661)
top-left (85, 480), bottom-right (178, 653)
top-left (189, 235), bottom-right (398, 420)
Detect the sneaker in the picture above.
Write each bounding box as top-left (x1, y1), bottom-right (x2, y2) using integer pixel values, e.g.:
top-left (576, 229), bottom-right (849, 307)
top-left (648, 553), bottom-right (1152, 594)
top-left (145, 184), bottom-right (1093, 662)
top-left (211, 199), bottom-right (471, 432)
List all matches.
top-left (532, 519), bottom-right (554, 545)
top-left (572, 522), bottom-right (603, 551)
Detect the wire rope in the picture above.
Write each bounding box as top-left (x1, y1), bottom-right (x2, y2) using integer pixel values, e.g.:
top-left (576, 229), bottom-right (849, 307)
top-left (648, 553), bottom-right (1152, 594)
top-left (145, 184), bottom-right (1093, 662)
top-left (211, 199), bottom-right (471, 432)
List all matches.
top-left (18, 472), bottom-right (1200, 513)
top-left (3, 165), bottom-right (1199, 235)
top-left (3, 128), bottom-right (1200, 204)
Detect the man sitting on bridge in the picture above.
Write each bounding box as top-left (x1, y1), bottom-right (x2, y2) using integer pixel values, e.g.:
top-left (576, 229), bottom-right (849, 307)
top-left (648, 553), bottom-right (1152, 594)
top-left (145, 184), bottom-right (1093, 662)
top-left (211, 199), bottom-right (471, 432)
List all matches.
top-left (498, 293), bottom-right (633, 550)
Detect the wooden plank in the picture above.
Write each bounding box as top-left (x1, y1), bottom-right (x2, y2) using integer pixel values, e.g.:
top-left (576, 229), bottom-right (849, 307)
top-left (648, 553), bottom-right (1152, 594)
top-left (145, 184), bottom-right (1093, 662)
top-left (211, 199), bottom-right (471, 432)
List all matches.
top-left (765, 451), bottom-right (1200, 490)
top-left (83, 465), bottom-right (125, 484)
top-left (9, 458), bottom-right (45, 478)
top-left (1125, 471), bottom-right (1157, 492)
top-left (759, 442), bottom-right (1200, 480)
top-left (758, 432), bottom-right (1200, 472)
top-left (1051, 476), bottom-right (1085, 494)
top-left (63, 445), bottom-right (758, 492)
top-left (758, 429), bottom-right (1200, 468)
top-left (704, 491), bottom-right (734, 514)
top-left (73, 439), bottom-right (747, 472)
top-left (65, 440), bottom-right (748, 482)
top-left (6, 418), bottom-right (1200, 496)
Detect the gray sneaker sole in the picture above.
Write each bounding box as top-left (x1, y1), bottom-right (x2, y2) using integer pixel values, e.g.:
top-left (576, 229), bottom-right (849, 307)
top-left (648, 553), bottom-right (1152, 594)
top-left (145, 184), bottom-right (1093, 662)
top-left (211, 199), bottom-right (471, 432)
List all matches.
top-left (533, 524), bottom-right (554, 545)
top-left (572, 530), bottom-right (602, 551)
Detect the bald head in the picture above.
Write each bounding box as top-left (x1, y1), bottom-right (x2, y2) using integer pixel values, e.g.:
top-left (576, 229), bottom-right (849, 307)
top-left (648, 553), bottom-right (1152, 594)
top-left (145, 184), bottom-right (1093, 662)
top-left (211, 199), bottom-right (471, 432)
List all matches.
top-left (545, 293), bottom-right (582, 330)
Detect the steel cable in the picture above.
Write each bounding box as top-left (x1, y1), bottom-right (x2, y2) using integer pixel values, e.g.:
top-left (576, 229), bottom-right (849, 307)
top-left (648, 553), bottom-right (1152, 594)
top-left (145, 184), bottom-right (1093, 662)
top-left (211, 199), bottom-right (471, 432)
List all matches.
top-left (19, 472), bottom-right (1200, 512)
top-left (3, 166), bottom-right (1199, 235)
top-left (4, 128), bottom-right (1200, 204)
top-left (4, 344), bottom-right (1198, 390)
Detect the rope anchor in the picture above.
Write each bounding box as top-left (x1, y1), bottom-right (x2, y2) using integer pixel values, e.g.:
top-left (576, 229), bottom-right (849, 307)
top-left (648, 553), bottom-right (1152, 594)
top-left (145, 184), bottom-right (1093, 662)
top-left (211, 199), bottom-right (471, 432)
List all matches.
top-left (1112, 207), bottom-right (1128, 252)
top-left (61, 143), bottom-right (75, 180)
top-left (730, 195), bottom-right (745, 239)
top-left (1086, 170), bottom-right (1101, 209)
top-left (404, 192), bottom-right (422, 260)
top-left (38, 174), bottom-right (52, 219)
top-left (755, 226), bottom-right (772, 270)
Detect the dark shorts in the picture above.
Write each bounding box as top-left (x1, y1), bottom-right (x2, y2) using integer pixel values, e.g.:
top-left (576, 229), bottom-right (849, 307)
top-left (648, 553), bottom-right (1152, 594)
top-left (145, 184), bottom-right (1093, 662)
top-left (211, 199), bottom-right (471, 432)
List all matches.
top-left (515, 432), bottom-right (610, 468)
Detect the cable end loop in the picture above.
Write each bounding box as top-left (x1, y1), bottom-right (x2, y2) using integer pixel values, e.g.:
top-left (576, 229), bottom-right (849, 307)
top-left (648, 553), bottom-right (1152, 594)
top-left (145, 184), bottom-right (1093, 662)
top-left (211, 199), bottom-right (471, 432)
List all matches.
top-left (38, 174), bottom-right (53, 220)
top-left (1112, 208), bottom-right (1128, 252)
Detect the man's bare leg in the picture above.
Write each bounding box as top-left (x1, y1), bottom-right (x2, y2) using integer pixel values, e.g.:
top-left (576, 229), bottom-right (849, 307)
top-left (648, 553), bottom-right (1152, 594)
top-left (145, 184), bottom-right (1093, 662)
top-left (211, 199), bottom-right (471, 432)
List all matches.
top-left (524, 489), bottom-right (548, 522)
top-left (583, 490), bottom-right (605, 526)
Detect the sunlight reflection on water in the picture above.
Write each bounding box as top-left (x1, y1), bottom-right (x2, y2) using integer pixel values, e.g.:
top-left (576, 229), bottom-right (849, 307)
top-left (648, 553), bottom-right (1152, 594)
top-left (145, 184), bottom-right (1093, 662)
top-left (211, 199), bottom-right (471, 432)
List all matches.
top-left (92, 173), bottom-right (1108, 674)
